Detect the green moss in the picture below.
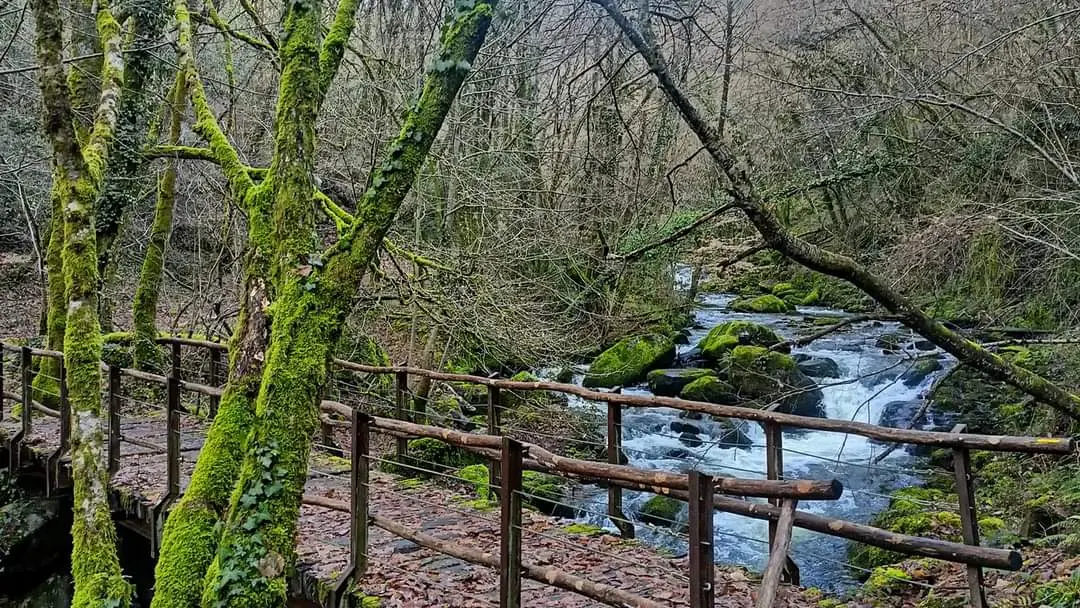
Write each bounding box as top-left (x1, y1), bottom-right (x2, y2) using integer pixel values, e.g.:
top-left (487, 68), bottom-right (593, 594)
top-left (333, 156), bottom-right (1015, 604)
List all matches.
top-left (849, 488), bottom-right (962, 573)
top-left (583, 333), bottom-right (676, 388)
top-left (521, 471), bottom-right (568, 516)
top-left (729, 294), bottom-right (792, 314)
top-left (456, 463), bottom-right (489, 496)
top-left (865, 566), bottom-right (912, 595)
top-left (637, 495), bottom-right (684, 528)
top-left (563, 523), bottom-right (605, 536)
top-left (771, 282), bottom-right (796, 296)
top-left (696, 321), bottom-right (780, 361)
top-left (679, 375), bottom-right (736, 404)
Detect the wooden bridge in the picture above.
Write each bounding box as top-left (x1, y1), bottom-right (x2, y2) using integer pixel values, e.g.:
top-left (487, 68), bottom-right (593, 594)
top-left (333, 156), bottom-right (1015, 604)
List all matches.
top-left (0, 337), bottom-right (1074, 607)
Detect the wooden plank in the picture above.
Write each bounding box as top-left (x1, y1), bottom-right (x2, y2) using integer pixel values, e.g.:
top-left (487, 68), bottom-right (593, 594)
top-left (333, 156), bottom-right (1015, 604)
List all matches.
top-left (500, 438), bottom-right (524, 608)
top-left (952, 424), bottom-right (988, 608)
top-left (688, 470), bottom-right (714, 608)
top-left (331, 361), bottom-right (1073, 454)
top-left (756, 499), bottom-right (797, 608)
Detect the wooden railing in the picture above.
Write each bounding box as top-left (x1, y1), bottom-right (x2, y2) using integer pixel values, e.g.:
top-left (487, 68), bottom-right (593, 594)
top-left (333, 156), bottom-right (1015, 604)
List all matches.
top-left (1, 337), bottom-right (1075, 608)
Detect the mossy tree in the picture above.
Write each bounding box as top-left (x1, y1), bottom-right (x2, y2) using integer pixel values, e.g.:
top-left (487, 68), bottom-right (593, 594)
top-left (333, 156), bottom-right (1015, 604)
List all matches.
top-left (29, 0), bottom-right (133, 604)
top-left (148, 0), bottom-right (499, 605)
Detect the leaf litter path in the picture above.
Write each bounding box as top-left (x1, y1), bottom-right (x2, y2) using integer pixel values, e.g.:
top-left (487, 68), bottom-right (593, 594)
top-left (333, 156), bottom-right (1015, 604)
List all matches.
top-left (1, 411), bottom-right (821, 607)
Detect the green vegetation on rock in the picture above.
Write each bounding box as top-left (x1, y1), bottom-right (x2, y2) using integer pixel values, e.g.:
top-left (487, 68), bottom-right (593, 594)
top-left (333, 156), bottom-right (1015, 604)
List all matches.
top-left (637, 495), bottom-right (684, 529)
top-left (679, 375), bottom-right (737, 404)
top-left (583, 333), bottom-right (676, 388)
top-left (725, 345), bottom-right (825, 417)
top-left (696, 321), bottom-right (781, 361)
top-left (729, 294), bottom-right (792, 314)
top-left (848, 488), bottom-right (963, 573)
top-left (647, 368), bottom-right (717, 396)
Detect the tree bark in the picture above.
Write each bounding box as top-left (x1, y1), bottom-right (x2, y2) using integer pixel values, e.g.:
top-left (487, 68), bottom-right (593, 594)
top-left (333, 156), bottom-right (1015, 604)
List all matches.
top-left (198, 3), bottom-right (497, 604)
top-left (30, 0), bottom-right (132, 605)
top-left (132, 73), bottom-right (185, 373)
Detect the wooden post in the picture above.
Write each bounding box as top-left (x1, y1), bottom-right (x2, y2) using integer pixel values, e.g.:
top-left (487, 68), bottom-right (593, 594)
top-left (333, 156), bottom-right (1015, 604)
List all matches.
top-left (607, 394), bottom-right (634, 538)
top-left (487, 385), bottom-right (501, 500)
top-left (5, 349), bottom-right (22, 471)
top-left (688, 470), bottom-right (715, 608)
top-left (394, 370), bottom-right (408, 460)
top-left (166, 375), bottom-right (181, 499)
top-left (764, 421), bottom-right (799, 585)
top-left (353, 409), bottom-right (370, 575)
top-left (108, 365), bottom-right (122, 475)
top-left (208, 348), bottom-right (221, 418)
top-left (20, 346), bottom-right (32, 434)
top-left (500, 437), bottom-right (523, 608)
top-left (756, 499), bottom-right (798, 608)
top-left (170, 342), bottom-right (182, 379)
top-left (951, 423), bottom-right (987, 608)
top-left (0, 349), bottom-right (5, 420)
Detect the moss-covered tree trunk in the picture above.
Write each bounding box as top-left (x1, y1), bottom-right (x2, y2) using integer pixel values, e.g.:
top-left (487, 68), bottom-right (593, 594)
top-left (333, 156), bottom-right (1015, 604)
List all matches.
top-left (33, 189), bottom-right (66, 407)
top-left (198, 3), bottom-right (496, 604)
top-left (30, 0), bottom-right (133, 604)
top-left (96, 0), bottom-right (169, 330)
top-left (132, 73), bottom-right (185, 373)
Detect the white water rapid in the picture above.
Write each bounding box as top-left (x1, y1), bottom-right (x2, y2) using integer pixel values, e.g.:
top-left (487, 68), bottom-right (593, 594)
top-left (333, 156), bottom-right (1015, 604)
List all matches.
top-left (562, 281), bottom-right (957, 592)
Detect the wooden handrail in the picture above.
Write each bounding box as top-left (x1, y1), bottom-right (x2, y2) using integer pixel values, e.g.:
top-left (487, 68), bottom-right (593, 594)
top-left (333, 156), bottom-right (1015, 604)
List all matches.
top-left (333, 361), bottom-right (1075, 454)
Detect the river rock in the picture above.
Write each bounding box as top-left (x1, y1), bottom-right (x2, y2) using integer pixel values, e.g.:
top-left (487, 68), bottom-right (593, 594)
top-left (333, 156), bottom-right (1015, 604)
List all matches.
top-left (679, 432), bottom-right (703, 447)
top-left (2, 573), bottom-right (74, 608)
top-left (670, 420), bottom-right (703, 435)
top-left (679, 376), bottom-right (739, 405)
top-left (913, 340), bottom-right (936, 351)
top-left (583, 334), bottom-right (676, 388)
top-left (662, 447), bottom-right (695, 460)
top-left (899, 358), bottom-right (943, 387)
top-left (0, 498), bottom-right (70, 585)
top-left (710, 418), bottom-right (752, 450)
top-left (726, 346), bottom-right (826, 418)
top-left (729, 294), bottom-right (793, 314)
top-left (637, 495), bottom-right (685, 530)
top-left (696, 321), bottom-right (782, 362)
top-left (647, 368), bottom-right (717, 397)
top-left (795, 355), bottom-right (842, 378)
top-left (876, 400), bottom-right (927, 431)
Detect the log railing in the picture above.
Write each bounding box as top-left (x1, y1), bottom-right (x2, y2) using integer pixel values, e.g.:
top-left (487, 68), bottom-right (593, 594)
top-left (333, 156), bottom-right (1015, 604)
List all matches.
top-left (2, 337), bottom-right (1076, 608)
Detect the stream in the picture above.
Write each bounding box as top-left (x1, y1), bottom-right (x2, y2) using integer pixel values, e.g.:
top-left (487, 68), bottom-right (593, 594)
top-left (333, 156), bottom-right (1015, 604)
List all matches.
top-left (562, 277), bottom-right (957, 593)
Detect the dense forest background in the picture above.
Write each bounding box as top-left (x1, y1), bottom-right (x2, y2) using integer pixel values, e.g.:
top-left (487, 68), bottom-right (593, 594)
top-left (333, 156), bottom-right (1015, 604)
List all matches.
top-left (3, 0), bottom-right (1076, 363)
top-left (1, 0), bottom-right (1079, 606)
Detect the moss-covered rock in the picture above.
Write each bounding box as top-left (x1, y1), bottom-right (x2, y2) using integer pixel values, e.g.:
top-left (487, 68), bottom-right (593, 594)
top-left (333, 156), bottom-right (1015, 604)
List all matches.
top-left (726, 346), bottom-right (825, 417)
top-left (647, 368), bottom-right (717, 397)
top-left (637, 495), bottom-right (685, 530)
top-left (696, 321), bottom-right (781, 362)
top-left (521, 471), bottom-right (573, 518)
top-left (391, 437), bottom-right (482, 477)
top-left (583, 334), bottom-right (676, 388)
top-left (679, 375), bottom-right (738, 405)
top-left (848, 488), bottom-right (962, 574)
top-left (729, 294), bottom-right (793, 314)
top-left (900, 358), bottom-right (943, 387)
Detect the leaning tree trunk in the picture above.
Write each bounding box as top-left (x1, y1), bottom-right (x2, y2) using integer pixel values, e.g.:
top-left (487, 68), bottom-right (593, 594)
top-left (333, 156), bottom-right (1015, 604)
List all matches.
top-left (198, 3), bottom-right (496, 604)
top-left (30, 0), bottom-right (133, 604)
top-left (132, 73), bottom-right (185, 373)
top-left (590, 0), bottom-right (1080, 422)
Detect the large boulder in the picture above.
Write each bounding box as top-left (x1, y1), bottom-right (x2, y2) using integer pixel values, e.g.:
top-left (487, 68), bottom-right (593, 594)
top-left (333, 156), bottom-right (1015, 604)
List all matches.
top-left (637, 495), bottom-right (685, 530)
top-left (726, 346), bottom-right (826, 418)
top-left (679, 376), bottom-right (739, 405)
top-left (583, 334), bottom-right (676, 388)
top-left (0, 498), bottom-right (70, 585)
top-left (710, 418), bottom-right (753, 450)
top-left (794, 355), bottom-right (842, 378)
top-left (647, 368), bottom-right (717, 397)
top-left (696, 321), bottom-right (782, 362)
top-left (729, 295), bottom-right (793, 314)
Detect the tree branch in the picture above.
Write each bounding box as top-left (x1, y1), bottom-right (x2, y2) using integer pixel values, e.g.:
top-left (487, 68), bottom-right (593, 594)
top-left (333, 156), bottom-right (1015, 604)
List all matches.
top-left (589, 0), bottom-right (1080, 422)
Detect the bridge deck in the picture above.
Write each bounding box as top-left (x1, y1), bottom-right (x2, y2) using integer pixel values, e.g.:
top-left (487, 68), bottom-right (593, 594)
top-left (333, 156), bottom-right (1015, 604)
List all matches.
top-left (1, 411), bottom-right (750, 607)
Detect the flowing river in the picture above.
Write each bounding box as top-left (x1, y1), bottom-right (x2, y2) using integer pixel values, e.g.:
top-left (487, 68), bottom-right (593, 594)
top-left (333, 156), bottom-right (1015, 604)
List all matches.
top-left (563, 280), bottom-right (957, 592)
